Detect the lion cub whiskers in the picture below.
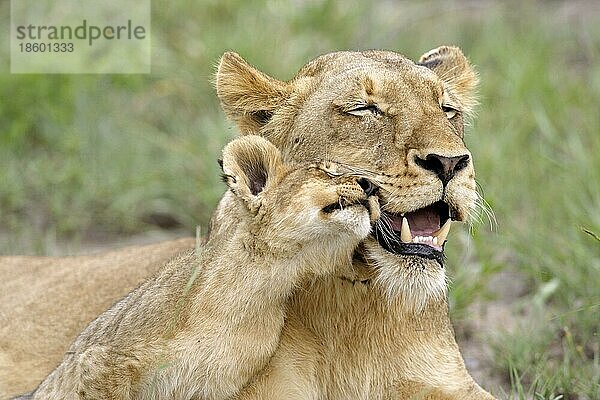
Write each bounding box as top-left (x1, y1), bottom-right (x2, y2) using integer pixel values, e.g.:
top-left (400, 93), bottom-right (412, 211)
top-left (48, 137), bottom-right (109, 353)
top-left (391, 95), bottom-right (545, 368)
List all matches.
top-left (26, 135), bottom-right (376, 400)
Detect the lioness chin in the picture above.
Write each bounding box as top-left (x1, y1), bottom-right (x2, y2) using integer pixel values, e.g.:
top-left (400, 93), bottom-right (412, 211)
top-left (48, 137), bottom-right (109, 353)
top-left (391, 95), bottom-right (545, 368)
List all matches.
top-left (1, 46), bottom-right (497, 400)
top-left (21, 136), bottom-right (377, 400)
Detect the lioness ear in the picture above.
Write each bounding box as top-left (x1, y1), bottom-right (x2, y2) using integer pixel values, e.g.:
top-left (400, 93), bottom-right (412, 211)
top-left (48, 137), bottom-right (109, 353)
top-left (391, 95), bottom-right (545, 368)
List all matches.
top-left (220, 135), bottom-right (283, 207)
top-left (418, 46), bottom-right (479, 117)
top-left (216, 52), bottom-right (291, 134)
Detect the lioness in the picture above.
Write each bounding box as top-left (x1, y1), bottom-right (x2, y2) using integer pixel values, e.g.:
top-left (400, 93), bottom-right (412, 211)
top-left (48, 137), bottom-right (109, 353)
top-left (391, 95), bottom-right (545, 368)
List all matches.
top-left (1, 46), bottom-right (497, 399)
top-left (214, 46), bottom-right (495, 399)
top-left (22, 135), bottom-right (378, 399)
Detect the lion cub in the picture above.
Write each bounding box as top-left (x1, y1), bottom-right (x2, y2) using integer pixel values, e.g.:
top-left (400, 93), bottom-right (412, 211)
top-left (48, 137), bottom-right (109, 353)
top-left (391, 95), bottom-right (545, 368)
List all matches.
top-left (26, 135), bottom-right (378, 400)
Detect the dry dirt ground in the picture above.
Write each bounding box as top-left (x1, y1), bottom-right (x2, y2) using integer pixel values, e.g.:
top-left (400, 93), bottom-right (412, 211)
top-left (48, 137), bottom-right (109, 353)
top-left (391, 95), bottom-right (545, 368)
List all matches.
top-left (458, 268), bottom-right (529, 396)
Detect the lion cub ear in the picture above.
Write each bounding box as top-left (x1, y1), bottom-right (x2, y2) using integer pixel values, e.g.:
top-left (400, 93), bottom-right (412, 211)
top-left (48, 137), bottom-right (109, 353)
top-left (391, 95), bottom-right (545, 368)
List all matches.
top-left (220, 135), bottom-right (284, 207)
top-left (216, 52), bottom-right (292, 134)
top-left (418, 46), bottom-right (479, 117)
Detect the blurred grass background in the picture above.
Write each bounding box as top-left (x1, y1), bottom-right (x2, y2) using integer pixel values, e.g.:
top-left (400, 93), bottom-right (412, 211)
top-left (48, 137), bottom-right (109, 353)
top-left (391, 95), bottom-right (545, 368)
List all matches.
top-left (1, 0), bottom-right (598, 398)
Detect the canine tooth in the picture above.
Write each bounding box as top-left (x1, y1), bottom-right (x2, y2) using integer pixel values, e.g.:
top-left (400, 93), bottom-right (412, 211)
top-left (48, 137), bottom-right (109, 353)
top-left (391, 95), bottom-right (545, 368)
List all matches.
top-left (433, 219), bottom-right (452, 244)
top-left (433, 237), bottom-right (438, 245)
top-left (400, 217), bottom-right (412, 243)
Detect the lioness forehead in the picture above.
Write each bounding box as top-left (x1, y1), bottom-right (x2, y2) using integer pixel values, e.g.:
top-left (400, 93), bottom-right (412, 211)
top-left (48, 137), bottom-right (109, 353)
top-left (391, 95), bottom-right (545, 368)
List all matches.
top-left (296, 50), bottom-right (407, 76)
top-left (295, 50), bottom-right (439, 85)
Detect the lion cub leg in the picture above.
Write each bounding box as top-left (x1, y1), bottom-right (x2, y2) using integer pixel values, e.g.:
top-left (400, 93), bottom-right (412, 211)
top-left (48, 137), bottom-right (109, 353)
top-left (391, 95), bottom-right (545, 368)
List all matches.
top-left (30, 345), bottom-right (149, 399)
top-left (75, 346), bottom-right (142, 399)
top-left (389, 381), bottom-right (497, 400)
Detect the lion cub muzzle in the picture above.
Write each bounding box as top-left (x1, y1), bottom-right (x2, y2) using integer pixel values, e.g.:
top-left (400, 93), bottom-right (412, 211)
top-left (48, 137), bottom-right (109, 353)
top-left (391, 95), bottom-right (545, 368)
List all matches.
top-left (319, 174), bottom-right (380, 226)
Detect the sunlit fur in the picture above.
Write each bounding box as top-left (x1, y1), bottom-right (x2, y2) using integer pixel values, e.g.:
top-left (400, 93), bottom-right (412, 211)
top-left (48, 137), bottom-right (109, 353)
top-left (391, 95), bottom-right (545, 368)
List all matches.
top-left (24, 136), bottom-right (374, 400)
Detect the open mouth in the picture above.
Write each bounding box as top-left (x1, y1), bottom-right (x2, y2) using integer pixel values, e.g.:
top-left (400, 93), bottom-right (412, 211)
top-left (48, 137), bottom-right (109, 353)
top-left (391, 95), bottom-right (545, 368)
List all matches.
top-left (372, 201), bottom-right (452, 265)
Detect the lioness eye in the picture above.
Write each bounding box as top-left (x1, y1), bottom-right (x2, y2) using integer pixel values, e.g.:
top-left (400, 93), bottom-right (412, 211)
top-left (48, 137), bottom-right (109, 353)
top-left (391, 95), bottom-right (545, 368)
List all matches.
top-left (442, 105), bottom-right (457, 119)
top-left (347, 104), bottom-right (382, 117)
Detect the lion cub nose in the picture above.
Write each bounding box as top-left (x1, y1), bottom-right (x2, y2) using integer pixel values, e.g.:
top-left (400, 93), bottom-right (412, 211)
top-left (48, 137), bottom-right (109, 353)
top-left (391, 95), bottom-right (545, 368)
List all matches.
top-left (415, 153), bottom-right (470, 185)
top-left (357, 178), bottom-right (378, 196)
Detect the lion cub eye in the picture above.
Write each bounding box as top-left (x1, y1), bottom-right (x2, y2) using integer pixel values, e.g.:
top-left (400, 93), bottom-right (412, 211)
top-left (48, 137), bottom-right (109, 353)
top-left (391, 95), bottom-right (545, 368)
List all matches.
top-left (442, 105), bottom-right (458, 119)
top-left (346, 104), bottom-right (382, 117)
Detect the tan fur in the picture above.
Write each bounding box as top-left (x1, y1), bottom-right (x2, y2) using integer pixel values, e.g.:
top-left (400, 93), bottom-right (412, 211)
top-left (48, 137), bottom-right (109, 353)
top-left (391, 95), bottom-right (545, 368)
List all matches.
top-left (0, 238), bottom-right (194, 398)
top-left (0, 46), bottom-right (497, 399)
top-left (21, 136), bottom-right (375, 399)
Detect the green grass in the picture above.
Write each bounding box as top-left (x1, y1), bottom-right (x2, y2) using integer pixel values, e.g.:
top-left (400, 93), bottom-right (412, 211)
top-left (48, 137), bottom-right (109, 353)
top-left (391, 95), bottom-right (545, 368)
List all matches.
top-left (1, 1), bottom-right (598, 398)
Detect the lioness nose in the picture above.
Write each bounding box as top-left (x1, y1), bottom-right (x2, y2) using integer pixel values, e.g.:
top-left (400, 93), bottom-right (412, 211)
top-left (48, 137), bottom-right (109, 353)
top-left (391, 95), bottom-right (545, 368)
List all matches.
top-left (357, 178), bottom-right (378, 196)
top-left (415, 153), bottom-right (470, 185)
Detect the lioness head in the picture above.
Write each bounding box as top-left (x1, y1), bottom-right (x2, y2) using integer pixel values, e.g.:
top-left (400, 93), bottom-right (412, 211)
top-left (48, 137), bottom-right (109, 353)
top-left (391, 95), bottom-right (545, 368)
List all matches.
top-left (220, 135), bottom-right (378, 274)
top-left (216, 47), bottom-right (479, 310)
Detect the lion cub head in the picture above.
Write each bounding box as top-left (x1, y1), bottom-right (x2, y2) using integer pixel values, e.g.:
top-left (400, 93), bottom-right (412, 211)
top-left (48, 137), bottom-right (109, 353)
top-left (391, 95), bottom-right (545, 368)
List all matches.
top-left (220, 135), bottom-right (378, 275)
top-left (216, 47), bottom-right (481, 310)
